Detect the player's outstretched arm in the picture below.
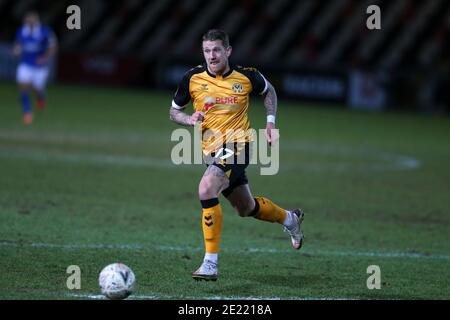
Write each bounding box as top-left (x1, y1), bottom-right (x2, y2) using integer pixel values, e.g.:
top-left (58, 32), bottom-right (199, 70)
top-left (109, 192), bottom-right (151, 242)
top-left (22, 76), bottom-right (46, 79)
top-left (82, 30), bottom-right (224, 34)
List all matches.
top-left (169, 107), bottom-right (204, 126)
top-left (263, 81), bottom-right (277, 120)
top-left (262, 81), bottom-right (279, 144)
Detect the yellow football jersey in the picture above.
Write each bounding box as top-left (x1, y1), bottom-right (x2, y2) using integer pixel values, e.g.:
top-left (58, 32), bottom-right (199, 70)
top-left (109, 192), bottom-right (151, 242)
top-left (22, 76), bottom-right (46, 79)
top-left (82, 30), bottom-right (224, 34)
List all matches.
top-left (172, 64), bottom-right (268, 154)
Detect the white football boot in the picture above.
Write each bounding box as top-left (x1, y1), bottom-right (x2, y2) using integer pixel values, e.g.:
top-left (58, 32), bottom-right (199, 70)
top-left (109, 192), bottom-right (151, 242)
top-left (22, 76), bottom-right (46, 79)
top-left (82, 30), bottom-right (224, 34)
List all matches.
top-left (283, 208), bottom-right (305, 250)
top-left (192, 259), bottom-right (218, 281)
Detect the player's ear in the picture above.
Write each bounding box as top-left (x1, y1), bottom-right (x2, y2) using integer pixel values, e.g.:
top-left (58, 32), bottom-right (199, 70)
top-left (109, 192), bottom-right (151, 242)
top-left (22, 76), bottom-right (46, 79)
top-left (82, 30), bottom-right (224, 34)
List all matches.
top-left (226, 46), bottom-right (232, 58)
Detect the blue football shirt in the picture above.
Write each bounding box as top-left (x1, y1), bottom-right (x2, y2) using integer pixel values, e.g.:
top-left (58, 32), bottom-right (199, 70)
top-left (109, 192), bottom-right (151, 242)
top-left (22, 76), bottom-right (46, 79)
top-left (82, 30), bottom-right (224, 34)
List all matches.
top-left (15, 24), bottom-right (55, 67)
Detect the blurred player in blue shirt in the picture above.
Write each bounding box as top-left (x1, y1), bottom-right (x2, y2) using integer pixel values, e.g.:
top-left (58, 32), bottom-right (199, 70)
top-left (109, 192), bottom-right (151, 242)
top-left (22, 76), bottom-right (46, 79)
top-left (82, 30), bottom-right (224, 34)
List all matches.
top-left (12, 11), bottom-right (57, 125)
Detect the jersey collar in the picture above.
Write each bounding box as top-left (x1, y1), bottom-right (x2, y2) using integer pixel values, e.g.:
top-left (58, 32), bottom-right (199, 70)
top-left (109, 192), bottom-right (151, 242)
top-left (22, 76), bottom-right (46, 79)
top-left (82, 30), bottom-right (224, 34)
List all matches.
top-left (204, 63), bottom-right (234, 79)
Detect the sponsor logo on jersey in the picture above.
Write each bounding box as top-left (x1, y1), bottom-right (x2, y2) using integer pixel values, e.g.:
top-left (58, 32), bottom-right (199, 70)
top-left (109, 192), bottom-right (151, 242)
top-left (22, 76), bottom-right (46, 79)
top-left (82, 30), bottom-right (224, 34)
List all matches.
top-left (204, 97), bottom-right (215, 110)
top-left (216, 96), bottom-right (238, 104)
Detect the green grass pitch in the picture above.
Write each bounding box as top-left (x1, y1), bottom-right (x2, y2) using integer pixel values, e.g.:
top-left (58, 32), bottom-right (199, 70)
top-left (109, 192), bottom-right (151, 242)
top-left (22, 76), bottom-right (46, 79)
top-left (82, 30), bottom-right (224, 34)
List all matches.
top-left (0, 82), bottom-right (449, 299)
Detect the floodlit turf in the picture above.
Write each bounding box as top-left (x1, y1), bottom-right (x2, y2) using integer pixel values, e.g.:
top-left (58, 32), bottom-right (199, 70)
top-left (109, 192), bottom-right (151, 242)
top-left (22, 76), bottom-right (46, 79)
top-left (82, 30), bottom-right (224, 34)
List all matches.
top-left (0, 81), bottom-right (449, 300)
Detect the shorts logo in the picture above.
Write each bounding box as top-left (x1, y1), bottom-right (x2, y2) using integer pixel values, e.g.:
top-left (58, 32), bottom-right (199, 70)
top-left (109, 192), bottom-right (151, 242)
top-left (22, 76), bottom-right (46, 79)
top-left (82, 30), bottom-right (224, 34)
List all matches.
top-left (232, 83), bottom-right (243, 93)
top-left (214, 147), bottom-right (234, 160)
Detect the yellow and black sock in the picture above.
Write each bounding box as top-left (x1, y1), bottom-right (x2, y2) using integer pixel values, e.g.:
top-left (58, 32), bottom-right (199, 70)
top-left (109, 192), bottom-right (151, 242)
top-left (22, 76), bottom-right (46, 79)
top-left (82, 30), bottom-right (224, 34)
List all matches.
top-left (250, 196), bottom-right (287, 224)
top-left (200, 198), bottom-right (223, 254)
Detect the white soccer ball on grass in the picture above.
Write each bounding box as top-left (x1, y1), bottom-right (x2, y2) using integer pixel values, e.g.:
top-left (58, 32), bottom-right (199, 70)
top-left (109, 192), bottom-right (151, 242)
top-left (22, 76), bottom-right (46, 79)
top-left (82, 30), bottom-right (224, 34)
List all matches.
top-left (99, 263), bottom-right (135, 300)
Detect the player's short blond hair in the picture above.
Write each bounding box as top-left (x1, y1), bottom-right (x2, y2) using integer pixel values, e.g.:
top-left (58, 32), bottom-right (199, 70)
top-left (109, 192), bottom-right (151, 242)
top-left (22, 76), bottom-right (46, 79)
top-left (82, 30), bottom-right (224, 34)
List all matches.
top-left (202, 29), bottom-right (230, 48)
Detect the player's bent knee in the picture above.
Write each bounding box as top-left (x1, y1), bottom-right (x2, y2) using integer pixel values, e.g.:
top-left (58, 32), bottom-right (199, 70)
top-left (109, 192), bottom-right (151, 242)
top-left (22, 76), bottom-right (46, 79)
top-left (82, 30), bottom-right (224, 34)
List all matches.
top-left (199, 186), bottom-right (215, 200)
top-left (198, 178), bottom-right (222, 200)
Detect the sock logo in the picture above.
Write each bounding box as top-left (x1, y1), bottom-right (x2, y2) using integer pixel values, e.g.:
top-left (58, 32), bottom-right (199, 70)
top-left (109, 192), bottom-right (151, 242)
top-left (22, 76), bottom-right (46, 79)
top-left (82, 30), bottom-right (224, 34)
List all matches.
top-left (204, 215), bottom-right (213, 227)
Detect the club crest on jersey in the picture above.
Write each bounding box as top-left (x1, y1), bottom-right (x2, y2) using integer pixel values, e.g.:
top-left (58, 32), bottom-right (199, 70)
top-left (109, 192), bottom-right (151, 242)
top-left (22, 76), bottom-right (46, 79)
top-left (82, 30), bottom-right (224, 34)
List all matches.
top-left (232, 83), bottom-right (243, 93)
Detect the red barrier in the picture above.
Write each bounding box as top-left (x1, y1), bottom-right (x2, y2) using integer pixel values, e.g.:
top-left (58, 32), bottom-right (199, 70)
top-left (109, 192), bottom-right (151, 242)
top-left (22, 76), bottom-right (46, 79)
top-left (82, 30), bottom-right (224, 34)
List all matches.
top-left (57, 53), bottom-right (142, 85)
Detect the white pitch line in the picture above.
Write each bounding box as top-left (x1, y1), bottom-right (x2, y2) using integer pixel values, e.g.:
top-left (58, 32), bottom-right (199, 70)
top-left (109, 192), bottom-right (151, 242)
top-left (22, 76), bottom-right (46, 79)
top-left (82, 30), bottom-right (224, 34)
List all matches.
top-left (69, 293), bottom-right (160, 300)
top-left (67, 292), bottom-right (354, 301)
top-left (0, 130), bottom-right (421, 172)
top-left (1, 241), bottom-right (449, 260)
top-left (0, 147), bottom-right (181, 170)
top-left (0, 146), bottom-right (421, 173)
top-left (0, 130), bottom-right (167, 147)
top-left (0, 241), bottom-right (145, 250)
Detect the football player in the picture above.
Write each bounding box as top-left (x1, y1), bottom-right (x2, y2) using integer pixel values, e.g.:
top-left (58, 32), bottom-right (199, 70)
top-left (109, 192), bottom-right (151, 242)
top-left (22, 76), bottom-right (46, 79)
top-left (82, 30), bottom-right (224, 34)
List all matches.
top-left (12, 11), bottom-right (57, 125)
top-left (169, 29), bottom-right (305, 281)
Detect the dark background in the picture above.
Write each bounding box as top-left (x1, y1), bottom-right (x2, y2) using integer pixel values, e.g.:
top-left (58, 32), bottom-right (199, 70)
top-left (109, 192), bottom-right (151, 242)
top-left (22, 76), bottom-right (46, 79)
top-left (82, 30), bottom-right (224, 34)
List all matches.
top-left (0, 0), bottom-right (448, 113)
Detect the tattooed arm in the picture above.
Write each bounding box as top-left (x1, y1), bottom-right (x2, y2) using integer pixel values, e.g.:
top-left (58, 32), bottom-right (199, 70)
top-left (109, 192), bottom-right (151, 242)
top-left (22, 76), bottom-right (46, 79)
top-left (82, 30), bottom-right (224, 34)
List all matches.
top-left (262, 82), bottom-right (279, 144)
top-left (169, 107), bottom-right (192, 126)
top-left (263, 81), bottom-right (277, 120)
top-left (169, 107), bottom-right (204, 126)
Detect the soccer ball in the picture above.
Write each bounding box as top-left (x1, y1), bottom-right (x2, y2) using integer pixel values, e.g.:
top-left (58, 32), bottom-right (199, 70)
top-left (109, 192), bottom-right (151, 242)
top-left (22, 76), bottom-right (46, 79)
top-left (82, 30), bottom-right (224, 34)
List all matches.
top-left (99, 263), bottom-right (136, 300)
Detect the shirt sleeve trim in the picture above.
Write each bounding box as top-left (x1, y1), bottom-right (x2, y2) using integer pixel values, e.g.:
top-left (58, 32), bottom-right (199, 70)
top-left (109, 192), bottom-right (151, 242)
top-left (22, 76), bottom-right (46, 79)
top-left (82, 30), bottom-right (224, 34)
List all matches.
top-left (171, 100), bottom-right (186, 110)
top-left (259, 73), bottom-right (269, 95)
